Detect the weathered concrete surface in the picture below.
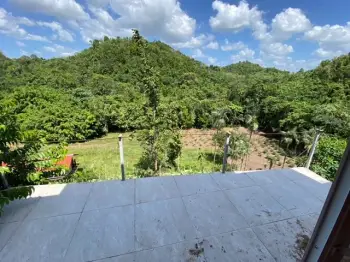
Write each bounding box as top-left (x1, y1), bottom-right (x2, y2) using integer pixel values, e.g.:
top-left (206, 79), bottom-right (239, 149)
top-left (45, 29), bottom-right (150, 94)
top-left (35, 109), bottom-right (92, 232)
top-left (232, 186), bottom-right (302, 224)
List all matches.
top-left (0, 168), bottom-right (330, 262)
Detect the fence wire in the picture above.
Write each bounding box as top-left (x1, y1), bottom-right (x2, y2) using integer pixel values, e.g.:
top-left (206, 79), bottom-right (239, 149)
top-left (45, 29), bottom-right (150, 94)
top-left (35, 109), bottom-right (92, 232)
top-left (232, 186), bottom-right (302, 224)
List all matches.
top-left (14, 129), bottom-right (314, 181)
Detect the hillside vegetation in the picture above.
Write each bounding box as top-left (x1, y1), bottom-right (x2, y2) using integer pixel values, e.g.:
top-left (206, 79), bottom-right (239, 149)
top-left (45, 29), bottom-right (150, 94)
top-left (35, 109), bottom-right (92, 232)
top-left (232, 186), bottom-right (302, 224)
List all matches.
top-left (1, 36), bottom-right (349, 181)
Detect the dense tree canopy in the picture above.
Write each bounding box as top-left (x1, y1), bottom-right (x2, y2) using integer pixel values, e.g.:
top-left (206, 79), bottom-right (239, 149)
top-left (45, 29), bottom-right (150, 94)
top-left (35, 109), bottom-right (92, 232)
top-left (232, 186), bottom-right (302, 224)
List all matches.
top-left (0, 37), bottom-right (349, 179)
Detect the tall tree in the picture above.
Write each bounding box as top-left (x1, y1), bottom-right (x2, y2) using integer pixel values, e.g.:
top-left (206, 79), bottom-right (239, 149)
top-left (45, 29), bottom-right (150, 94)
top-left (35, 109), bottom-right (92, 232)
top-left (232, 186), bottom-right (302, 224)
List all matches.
top-left (132, 30), bottom-right (181, 176)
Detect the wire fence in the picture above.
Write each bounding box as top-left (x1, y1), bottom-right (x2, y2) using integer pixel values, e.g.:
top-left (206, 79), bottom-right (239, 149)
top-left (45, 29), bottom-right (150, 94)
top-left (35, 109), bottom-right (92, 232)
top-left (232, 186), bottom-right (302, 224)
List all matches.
top-left (11, 128), bottom-right (318, 181)
top-left (54, 128), bottom-right (316, 181)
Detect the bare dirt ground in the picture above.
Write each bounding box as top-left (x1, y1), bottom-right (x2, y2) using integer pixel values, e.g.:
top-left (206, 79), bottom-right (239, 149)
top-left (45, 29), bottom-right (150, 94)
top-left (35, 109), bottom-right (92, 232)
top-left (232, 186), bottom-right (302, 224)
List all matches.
top-left (181, 128), bottom-right (295, 171)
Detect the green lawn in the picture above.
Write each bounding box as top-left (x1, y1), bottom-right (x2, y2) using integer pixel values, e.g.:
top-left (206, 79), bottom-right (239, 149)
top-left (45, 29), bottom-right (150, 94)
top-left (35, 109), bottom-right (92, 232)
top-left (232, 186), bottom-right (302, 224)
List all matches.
top-left (68, 133), bottom-right (222, 180)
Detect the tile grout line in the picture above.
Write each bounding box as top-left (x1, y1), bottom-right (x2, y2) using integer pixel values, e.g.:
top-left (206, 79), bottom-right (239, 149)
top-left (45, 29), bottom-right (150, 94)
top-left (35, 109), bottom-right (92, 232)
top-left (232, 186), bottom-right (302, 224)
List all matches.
top-left (62, 183), bottom-right (94, 260)
top-left (172, 176), bottom-right (202, 242)
top-left (250, 226), bottom-right (278, 262)
top-left (0, 196), bottom-right (42, 254)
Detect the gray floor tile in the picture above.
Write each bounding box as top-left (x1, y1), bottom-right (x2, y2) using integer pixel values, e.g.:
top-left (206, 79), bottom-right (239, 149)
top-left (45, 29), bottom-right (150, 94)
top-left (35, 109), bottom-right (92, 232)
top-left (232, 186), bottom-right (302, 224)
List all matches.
top-left (253, 216), bottom-right (316, 262)
top-left (182, 191), bottom-right (248, 237)
top-left (134, 241), bottom-right (206, 262)
top-left (84, 179), bottom-right (134, 211)
top-left (247, 170), bottom-right (291, 185)
top-left (135, 198), bottom-right (196, 250)
top-left (64, 205), bottom-right (134, 262)
top-left (0, 197), bottom-right (39, 223)
top-left (292, 178), bottom-right (331, 201)
top-left (136, 176), bottom-right (180, 203)
top-left (174, 175), bottom-right (220, 196)
top-left (95, 253), bottom-right (135, 262)
top-left (26, 183), bottom-right (92, 219)
top-left (210, 173), bottom-right (255, 190)
top-left (0, 214), bottom-right (79, 262)
top-left (262, 181), bottom-right (324, 216)
top-left (224, 186), bottom-right (293, 226)
top-left (202, 228), bottom-right (275, 262)
top-left (0, 222), bottom-right (19, 251)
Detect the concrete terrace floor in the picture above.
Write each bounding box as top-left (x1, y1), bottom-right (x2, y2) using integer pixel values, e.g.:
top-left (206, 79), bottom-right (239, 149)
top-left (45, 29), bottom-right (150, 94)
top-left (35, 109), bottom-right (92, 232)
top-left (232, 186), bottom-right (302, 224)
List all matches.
top-left (0, 167), bottom-right (331, 262)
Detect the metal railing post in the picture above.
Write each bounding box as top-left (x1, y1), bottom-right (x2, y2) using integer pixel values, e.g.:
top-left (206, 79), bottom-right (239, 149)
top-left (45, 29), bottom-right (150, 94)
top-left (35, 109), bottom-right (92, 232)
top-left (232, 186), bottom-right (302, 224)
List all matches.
top-left (222, 133), bottom-right (230, 173)
top-left (306, 131), bottom-right (321, 169)
top-left (118, 134), bottom-right (125, 181)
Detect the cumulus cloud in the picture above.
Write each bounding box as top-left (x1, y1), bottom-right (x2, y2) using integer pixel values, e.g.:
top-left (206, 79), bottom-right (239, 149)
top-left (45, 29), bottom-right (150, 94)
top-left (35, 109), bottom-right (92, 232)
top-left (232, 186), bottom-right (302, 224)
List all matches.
top-left (171, 34), bottom-right (214, 49)
top-left (43, 44), bottom-right (77, 57)
top-left (37, 21), bottom-right (74, 42)
top-left (305, 22), bottom-right (350, 58)
top-left (205, 41), bottom-right (219, 50)
top-left (20, 49), bottom-right (29, 56)
top-left (210, 1), bottom-right (267, 40)
top-left (261, 42), bottom-right (293, 57)
top-left (106, 0), bottom-right (196, 43)
top-left (271, 8), bottom-right (311, 40)
top-left (10, 0), bottom-right (89, 21)
top-left (0, 7), bottom-right (49, 41)
top-left (221, 39), bottom-right (246, 51)
top-left (231, 47), bottom-right (263, 65)
top-left (313, 48), bottom-right (344, 59)
top-left (208, 57), bottom-right (217, 64)
top-left (192, 49), bottom-right (206, 59)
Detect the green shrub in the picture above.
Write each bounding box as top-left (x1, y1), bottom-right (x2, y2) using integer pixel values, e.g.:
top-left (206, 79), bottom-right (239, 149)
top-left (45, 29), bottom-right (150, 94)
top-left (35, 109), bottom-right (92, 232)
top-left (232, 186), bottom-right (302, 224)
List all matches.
top-left (311, 136), bottom-right (347, 181)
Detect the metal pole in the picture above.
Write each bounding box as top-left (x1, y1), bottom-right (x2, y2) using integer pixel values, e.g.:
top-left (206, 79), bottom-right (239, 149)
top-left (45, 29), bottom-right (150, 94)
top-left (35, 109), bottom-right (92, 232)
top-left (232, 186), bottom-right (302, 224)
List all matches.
top-left (118, 134), bottom-right (125, 181)
top-left (306, 131), bottom-right (321, 169)
top-left (222, 133), bottom-right (230, 173)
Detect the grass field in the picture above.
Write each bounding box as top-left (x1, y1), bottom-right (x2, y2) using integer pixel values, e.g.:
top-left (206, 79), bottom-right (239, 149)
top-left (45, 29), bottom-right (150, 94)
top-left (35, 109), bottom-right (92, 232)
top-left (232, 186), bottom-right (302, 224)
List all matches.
top-left (68, 132), bottom-right (222, 180)
top-left (67, 129), bottom-right (296, 181)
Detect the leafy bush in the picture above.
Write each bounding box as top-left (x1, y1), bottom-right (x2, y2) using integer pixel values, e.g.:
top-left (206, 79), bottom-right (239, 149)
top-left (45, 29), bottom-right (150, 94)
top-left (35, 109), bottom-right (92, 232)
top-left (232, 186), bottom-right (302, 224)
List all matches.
top-left (311, 136), bottom-right (347, 181)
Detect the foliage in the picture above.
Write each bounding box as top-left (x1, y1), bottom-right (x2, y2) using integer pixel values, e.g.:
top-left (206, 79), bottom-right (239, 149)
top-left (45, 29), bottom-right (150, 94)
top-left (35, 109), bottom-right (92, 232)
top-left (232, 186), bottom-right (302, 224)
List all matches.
top-left (213, 129), bottom-right (251, 170)
top-left (132, 30), bottom-right (182, 176)
top-left (1, 34), bottom-right (349, 180)
top-left (0, 104), bottom-right (66, 214)
top-left (311, 136), bottom-right (347, 181)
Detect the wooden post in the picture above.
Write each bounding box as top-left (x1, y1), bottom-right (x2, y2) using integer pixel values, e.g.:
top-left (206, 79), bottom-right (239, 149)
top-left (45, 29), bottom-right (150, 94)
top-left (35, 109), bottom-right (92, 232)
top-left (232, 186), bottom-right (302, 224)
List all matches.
top-left (118, 134), bottom-right (125, 181)
top-left (306, 131), bottom-right (321, 169)
top-left (222, 133), bottom-right (230, 173)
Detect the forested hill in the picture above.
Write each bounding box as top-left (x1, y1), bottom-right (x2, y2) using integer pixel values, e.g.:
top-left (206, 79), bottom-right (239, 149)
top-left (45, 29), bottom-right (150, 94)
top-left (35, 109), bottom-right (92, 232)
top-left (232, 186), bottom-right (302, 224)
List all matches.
top-left (1, 36), bottom-right (350, 142)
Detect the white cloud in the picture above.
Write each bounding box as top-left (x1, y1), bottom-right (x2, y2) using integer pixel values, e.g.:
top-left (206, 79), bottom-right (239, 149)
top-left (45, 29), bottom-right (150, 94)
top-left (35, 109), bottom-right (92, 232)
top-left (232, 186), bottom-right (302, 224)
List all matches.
top-left (271, 8), bottom-right (311, 40)
top-left (16, 41), bottom-right (25, 47)
top-left (305, 22), bottom-right (350, 58)
top-left (231, 47), bottom-right (263, 65)
top-left (261, 42), bottom-right (293, 57)
top-left (43, 44), bottom-right (77, 57)
top-left (20, 49), bottom-right (29, 56)
top-left (43, 46), bottom-right (57, 52)
top-left (10, 0), bottom-right (89, 21)
top-left (108, 0), bottom-right (196, 43)
top-left (205, 41), bottom-right (219, 50)
top-left (0, 7), bottom-right (48, 41)
top-left (221, 39), bottom-right (246, 51)
top-left (210, 0), bottom-right (267, 40)
top-left (313, 48), bottom-right (343, 58)
top-left (208, 57), bottom-right (217, 64)
top-left (270, 57), bottom-right (321, 72)
top-left (78, 8), bottom-right (132, 43)
top-left (171, 34), bottom-right (214, 49)
top-left (37, 21), bottom-right (74, 42)
top-left (192, 49), bottom-right (206, 59)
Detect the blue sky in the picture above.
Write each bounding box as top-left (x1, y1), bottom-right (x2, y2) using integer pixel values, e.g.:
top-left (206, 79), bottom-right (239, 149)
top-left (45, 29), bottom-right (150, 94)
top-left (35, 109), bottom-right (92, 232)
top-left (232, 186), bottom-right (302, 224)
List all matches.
top-left (1, 0), bottom-right (349, 71)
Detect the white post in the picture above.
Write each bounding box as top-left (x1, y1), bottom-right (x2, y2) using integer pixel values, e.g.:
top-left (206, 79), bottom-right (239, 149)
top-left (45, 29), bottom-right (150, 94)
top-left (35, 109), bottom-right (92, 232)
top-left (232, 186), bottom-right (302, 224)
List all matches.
top-left (118, 134), bottom-right (125, 181)
top-left (306, 131), bottom-right (321, 169)
top-left (222, 133), bottom-right (230, 173)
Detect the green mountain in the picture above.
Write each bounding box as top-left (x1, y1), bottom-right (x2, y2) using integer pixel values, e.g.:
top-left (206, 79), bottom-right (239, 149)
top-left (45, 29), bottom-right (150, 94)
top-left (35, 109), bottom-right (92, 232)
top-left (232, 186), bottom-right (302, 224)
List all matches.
top-left (1, 37), bottom-right (350, 141)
